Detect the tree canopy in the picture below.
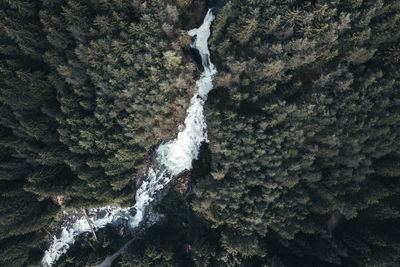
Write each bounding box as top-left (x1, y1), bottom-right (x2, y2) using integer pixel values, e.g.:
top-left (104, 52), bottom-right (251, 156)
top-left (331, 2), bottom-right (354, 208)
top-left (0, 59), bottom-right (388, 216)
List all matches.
top-left (0, 0), bottom-right (399, 266)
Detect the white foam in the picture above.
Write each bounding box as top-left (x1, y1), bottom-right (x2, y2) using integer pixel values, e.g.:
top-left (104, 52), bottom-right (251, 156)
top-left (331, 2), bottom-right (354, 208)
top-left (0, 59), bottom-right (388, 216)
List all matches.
top-left (41, 206), bottom-right (128, 267)
top-left (127, 168), bottom-right (168, 228)
top-left (41, 9), bottom-right (217, 267)
top-left (156, 9), bottom-right (217, 176)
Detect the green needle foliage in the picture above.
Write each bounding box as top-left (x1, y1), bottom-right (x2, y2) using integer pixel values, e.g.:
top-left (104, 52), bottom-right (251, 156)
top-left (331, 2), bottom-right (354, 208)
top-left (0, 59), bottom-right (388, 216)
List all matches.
top-left (0, 0), bottom-right (399, 266)
top-left (192, 0), bottom-right (400, 266)
top-left (0, 0), bottom-right (203, 265)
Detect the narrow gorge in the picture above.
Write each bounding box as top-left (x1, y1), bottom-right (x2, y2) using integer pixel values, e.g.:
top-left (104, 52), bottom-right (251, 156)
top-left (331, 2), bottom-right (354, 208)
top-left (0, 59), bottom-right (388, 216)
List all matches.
top-left (41, 9), bottom-right (217, 267)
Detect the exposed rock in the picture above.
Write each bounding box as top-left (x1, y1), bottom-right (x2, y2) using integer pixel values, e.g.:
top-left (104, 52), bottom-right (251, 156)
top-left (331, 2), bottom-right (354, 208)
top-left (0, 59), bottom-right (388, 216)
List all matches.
top-left (51, 194), bottom-right (67, 206)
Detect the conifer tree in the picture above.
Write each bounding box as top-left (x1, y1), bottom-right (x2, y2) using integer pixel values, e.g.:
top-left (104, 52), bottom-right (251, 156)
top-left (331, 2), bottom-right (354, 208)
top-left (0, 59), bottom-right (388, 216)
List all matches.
top-left (192, 0), bottom-right (400, 265)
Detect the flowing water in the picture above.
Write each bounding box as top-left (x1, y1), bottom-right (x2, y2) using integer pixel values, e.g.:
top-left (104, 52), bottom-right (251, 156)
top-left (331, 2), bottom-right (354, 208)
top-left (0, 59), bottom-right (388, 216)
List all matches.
top-left (41, 9), bottom-right (217, 267)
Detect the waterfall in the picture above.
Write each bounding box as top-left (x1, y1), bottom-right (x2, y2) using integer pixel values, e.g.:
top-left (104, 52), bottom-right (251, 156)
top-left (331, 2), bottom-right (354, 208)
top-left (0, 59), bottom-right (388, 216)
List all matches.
top-left (41, 9), bottom-right (217, 267)
top-left (157, 9), bottom-right (217, 176)
top-left (127, 8), bottom-right (217, 229)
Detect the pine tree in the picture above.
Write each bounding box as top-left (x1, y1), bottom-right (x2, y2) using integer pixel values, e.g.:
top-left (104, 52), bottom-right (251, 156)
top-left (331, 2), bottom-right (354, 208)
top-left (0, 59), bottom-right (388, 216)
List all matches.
top-left (192, 0), bottom-right (400, 265)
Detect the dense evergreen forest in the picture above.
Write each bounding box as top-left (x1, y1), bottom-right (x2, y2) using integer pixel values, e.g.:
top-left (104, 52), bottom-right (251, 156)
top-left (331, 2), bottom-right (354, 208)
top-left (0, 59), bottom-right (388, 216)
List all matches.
top-left (0, 0), bottom-right (399, 266)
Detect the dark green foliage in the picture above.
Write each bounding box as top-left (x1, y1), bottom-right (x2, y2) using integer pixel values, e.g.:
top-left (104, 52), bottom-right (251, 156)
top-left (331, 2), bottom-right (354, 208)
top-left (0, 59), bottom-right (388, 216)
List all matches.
top-left (1, 0), bottom-right (399, 266)
top-left (119, 191), bottom-right (220, 267)
top-left (55, 226), bottom-right (131, 267)
top-left (0, 122), bottom-right (59, 266)
top-left (0, 0), bottom-right (205, 265)
top-left (1, 0), bottom-right (204, 208)
top-left (37, 0), bottom-right (200, 207)
top-left (55, 191), bottom-right (220, 267)
top-left (0, 1), bottom-right (67, 265)
top-left (192, 0), bottom-right (400, 266)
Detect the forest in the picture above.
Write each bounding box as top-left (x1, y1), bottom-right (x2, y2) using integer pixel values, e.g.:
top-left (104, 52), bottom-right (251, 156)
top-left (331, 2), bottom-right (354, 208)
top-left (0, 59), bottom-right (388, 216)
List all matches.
top-left (0, 0), bottom-right (399, 266)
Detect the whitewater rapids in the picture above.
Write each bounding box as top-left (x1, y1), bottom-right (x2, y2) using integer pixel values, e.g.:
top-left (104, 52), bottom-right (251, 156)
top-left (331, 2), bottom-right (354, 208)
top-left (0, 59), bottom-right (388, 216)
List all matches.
top-left (156, 9), bottom-right (217, 175)
top-left (41, 9), bottom-right (217, 267)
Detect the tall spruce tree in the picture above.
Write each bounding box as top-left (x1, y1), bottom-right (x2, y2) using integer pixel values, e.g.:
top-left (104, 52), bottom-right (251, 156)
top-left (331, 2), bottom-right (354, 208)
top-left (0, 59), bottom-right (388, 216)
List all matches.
top-left (192, 0), bottom-right (400, 266)
top-left (1, 0), bottom-right (399, 266)
top-left (0, 0), bottom-right (205, 265)
top-left (38, 0), bottom-right (200, 207)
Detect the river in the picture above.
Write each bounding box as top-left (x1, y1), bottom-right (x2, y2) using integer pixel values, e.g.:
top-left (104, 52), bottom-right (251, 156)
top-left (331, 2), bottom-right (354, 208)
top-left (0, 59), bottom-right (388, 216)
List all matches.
top-left (41, 9), bottom-right (217, 267)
